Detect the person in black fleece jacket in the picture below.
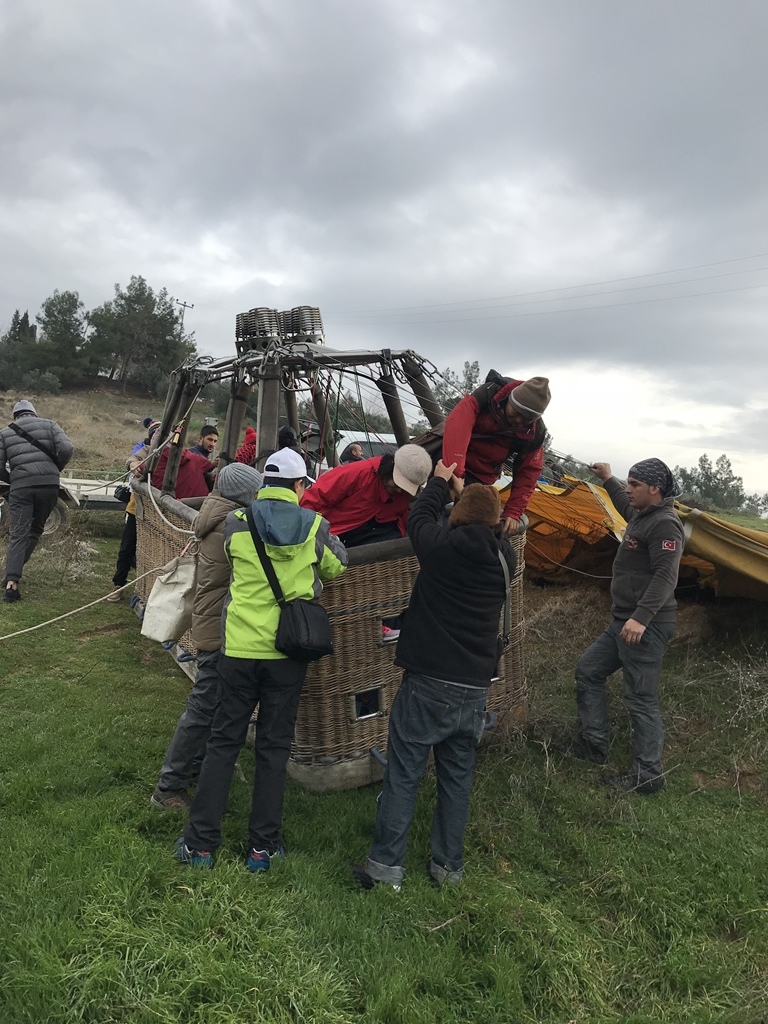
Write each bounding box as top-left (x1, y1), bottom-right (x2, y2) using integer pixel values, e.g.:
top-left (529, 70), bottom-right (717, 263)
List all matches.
top-left (353, 460), bottom-right (515, 890)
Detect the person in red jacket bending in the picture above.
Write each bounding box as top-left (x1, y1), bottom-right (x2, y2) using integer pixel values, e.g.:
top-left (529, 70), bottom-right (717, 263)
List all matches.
top-left (301, 445), bottom-right (432, 547)
top-left (150, 446), bottom-right (215, 499)
top-left (442, 374), bottom-right (550, 537)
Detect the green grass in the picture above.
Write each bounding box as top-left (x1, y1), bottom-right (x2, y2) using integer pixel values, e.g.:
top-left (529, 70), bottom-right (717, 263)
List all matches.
top-left (704, 509), bottom-right (768, 533)
top-left (2, 528), bottom-right (768, 1022)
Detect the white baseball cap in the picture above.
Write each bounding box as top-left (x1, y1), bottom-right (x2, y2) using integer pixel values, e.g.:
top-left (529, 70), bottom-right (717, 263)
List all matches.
top-left (392, 444), bottom-right (432, 496)
top-left (262, 448), bottom-right (308, 481)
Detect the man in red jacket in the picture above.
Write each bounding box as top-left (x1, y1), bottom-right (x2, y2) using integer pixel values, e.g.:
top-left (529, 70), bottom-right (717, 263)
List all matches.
top-left (301, 445), bottom-right (432, 547)
top-left (150, 446), bottom-right (215, 499)
top-left (442, 374), bottom-right (550, 536)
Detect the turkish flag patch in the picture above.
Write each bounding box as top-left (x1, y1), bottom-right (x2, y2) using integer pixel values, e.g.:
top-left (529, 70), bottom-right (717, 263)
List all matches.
top-left (661, 540), bottom-right (677, 551)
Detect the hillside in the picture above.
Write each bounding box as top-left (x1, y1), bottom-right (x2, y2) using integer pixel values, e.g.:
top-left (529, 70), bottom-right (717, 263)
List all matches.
top-left (0, 386), bottom-right (219, 476)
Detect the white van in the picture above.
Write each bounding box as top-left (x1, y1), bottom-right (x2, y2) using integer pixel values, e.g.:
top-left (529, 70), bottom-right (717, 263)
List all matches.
top-left (311, 429), bottom-right (398, 476)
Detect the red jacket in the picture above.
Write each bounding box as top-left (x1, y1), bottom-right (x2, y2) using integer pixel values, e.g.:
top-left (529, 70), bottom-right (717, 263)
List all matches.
top-left (150, 448), bottom-right (213, 499)
top-left (442, 379), bottom-right (543, 520)
top-left (236, 427), bottom-right (257, 465)
top-left (300, 456), bottom-right (411, 537)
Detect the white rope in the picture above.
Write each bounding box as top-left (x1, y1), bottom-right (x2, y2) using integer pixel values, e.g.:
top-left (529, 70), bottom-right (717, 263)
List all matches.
top-left (525, 537), bottom-right (613, 580)
top-left (0, 569), bottom-right (160, 643)
top-left (144, 480), bottom-right (197, 536)
top-left (0, 534), bottom-right (199, 643)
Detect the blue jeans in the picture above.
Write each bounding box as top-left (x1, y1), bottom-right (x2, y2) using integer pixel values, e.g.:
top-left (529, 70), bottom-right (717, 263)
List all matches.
top-left (366, 672), bottom-right (487, 885)
top-left (156, 649), bottom-right (222, 793)
top-left (575, 618), bottom-right (675, 781)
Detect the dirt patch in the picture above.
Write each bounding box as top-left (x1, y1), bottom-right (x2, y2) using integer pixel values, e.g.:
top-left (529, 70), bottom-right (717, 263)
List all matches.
top-left (78, 623), bottom-right (131, 640)
top-left (692, 764), bottom-right (767, 796)
top-left (670, 603), bottom-right (712, 648)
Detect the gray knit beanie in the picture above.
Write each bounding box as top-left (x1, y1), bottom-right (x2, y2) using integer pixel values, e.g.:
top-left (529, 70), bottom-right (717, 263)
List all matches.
top-left (13, 400), bottom-right (37, 418)
top-left (217, 463), bottom-right (262, 505)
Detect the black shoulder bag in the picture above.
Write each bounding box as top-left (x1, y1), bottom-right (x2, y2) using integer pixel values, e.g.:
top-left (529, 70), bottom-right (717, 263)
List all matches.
top-left (8, 422), bottom-right (61, 467)
top-left (496, 548), bottom-right (511, 673)
top-left (244, 505), bottom-right (334, 663)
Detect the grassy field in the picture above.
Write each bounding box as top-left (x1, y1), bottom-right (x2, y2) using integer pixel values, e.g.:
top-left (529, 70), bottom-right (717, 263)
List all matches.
top-left (2, 518), bottom-right (768, 1023)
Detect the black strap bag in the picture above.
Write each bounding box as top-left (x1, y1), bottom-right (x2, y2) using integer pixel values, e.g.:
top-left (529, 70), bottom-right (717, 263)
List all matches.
top-left (8, 421), bottom-right (63, 467)
top-left (496, 547), bottom-right (512, 673)
top-left (245, 505), bottom-right (334, 663)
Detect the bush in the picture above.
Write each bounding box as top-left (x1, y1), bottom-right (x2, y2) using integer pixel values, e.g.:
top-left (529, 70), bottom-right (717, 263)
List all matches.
top-left (20, 370), bottom-right (61, 393)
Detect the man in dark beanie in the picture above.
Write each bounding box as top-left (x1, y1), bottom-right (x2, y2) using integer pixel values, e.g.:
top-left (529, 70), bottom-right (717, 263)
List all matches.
top-left (566, 458), bottom-right (684, 794)
top-left (353, 463), bottom-right (516, 890)
top-left (442, 372), bottom-right (550, 538)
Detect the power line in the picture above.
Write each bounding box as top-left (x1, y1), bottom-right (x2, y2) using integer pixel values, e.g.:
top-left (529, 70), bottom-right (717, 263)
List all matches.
top-left (325, 251), bottom-right (768, 316)
top-left (175, 299), bottom-right (194, 338)
top-left (326, 265), bottom-right (768, 321)
top-left (324, 281), bottom-right (768, 327)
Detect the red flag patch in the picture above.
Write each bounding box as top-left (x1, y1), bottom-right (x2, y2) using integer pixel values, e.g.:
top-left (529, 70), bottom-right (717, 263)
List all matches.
top-left (661, 540), bottom-right (677, 551)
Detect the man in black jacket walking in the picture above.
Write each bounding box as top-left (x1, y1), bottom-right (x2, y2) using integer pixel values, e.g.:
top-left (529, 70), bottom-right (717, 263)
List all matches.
top-left (354, 460), bottom-right (516, 890)
top-left (0, 400), bottom-right (73, 602)
top-left (569, 458), bottom-right (684, 794)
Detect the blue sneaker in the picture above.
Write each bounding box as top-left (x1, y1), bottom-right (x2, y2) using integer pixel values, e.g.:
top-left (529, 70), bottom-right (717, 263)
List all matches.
top-left (174, 836), bottom-right (213, 869)
top-left (246, 845), bottom-right (286, 873)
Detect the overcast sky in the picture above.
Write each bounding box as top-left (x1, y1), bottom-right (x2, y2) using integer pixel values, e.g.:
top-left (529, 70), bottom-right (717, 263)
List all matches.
top-left (2, 0), bottom-right (767, 488)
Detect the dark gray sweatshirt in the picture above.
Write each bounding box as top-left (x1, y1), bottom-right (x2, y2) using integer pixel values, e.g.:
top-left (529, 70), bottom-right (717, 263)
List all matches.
top-left (604, 476), bottom-right (684, 625)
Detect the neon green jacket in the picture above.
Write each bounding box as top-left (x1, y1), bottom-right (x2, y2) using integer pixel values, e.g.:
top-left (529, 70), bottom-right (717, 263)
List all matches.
top-left (222, 486), bottom-right (348, 659)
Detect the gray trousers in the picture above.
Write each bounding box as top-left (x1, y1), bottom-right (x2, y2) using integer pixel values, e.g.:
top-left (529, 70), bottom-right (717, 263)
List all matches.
top-left (575, 618), bottom-right (675, 781)
top-left (367, 672), bottom-right (487, 886)
top-left (157, 649), bottom-right (222, 792)
top-left (4, 487), bottom-right (59, 582)
top-left (185, 654), bottom-right (307, 854)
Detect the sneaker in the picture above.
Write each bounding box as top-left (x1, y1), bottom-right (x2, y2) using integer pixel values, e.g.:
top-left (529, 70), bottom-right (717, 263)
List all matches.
top-left (105, 587), bottom-right (123, 603)
top-left (3, 586), bottom-right (21, 603)
top-left (351, 862), bottom-right (402, 891)
top-left (174, 836), bottom-right (213, 868)
top-left (381, 625), bottom-right (400, 643)
top-left (605, 772), bottom-right (664, 795)
top-left (556, 737), bottom-right (608, 765)
top-left (246, 845), bottom-right (286, 873)
top-left (150, 787), bottom-right (192, 812)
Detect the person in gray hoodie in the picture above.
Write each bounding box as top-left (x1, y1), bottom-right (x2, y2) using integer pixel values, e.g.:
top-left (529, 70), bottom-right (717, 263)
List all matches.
top-left (151, 462), bottom-right (263, 811)
top-left (567, 458), bottom-right (684, 794)
top-left (0, 400), bottom-right (74, 602)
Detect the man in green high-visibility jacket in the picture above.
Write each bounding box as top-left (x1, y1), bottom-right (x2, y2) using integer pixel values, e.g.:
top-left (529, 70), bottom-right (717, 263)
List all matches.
top-left (177, 447), bottom-right (348, 871)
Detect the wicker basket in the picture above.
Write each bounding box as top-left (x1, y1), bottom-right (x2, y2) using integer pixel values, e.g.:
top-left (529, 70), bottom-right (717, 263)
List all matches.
top-left (133, 484), bottom-right (526, 791)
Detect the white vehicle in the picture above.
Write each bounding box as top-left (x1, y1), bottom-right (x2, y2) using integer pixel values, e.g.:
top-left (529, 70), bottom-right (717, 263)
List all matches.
top-left (311, 429), bottom-right (399, 476)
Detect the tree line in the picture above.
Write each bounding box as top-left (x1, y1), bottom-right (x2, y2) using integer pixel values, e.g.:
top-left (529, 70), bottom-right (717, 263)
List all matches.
top-left (0, 276), bottom-right (196, 397)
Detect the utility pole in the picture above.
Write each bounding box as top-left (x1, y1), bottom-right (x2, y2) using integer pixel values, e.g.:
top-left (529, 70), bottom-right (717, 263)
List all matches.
top-left (175, 299), bottom-right (194, 339)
